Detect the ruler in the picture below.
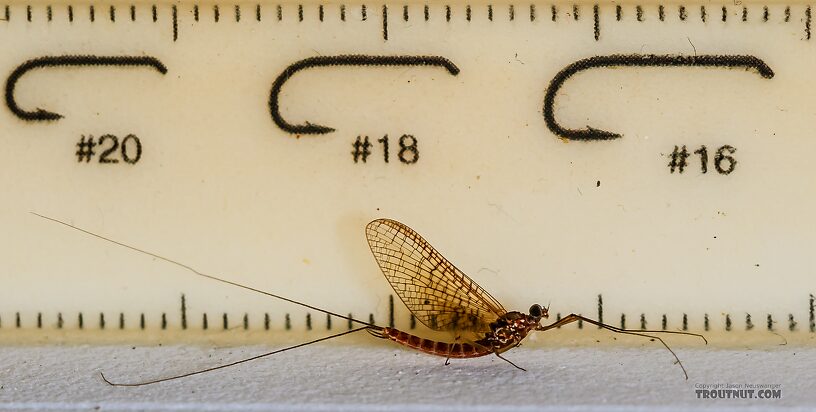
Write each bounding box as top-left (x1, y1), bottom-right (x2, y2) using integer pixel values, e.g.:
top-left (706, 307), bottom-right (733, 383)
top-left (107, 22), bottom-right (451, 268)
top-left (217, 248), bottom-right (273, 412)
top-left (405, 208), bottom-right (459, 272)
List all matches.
top-left (1, 0), bottom-right (814, 343)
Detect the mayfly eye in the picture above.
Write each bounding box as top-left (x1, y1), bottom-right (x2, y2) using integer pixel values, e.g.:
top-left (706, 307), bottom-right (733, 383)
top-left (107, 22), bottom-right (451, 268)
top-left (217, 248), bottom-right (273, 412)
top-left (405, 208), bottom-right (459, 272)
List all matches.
top-left (529, 304), bottom-right (542, 317)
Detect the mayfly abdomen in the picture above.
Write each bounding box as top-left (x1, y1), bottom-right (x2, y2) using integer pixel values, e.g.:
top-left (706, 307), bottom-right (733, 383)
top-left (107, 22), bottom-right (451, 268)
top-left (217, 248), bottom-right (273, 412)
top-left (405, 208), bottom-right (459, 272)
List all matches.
top-left (381, 327), bottom-right (491, 359)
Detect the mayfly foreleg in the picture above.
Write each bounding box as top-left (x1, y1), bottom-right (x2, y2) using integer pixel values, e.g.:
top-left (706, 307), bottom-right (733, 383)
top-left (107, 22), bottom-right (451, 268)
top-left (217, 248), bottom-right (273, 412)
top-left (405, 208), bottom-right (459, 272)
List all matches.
top-left (537, 313), bottom-right (706, 379)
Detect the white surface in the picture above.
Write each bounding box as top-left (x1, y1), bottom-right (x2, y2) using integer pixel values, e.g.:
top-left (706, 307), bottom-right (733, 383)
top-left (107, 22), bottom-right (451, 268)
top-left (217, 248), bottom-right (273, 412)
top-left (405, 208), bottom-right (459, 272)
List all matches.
top-left (0, 343), bottom-right (811, 411)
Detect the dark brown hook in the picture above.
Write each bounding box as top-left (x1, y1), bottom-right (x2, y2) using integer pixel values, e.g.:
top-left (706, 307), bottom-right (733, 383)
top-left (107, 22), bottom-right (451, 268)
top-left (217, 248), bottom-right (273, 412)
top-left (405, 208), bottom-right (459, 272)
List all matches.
top-left (6, 55), bottom-right (167, 121)
top-left (543, 54), bottom-right (774, 141)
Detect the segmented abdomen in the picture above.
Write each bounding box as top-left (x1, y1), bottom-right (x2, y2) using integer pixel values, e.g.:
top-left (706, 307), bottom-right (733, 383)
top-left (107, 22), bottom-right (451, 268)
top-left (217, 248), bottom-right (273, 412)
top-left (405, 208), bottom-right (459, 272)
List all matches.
top-left (381, 327), bottom-right (491, 358)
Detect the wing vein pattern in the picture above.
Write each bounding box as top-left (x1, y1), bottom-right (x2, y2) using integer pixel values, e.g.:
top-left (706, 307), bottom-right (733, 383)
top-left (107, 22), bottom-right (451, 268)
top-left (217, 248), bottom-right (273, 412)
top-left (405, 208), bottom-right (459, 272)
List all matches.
top-left (366, 219), bottom-right (506, 333)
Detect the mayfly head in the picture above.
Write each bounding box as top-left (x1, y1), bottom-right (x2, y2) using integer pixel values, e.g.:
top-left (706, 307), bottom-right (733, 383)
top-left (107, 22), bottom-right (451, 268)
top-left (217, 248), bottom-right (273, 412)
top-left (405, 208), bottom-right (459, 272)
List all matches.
top-left (528, 303), bottom-right (549, 321)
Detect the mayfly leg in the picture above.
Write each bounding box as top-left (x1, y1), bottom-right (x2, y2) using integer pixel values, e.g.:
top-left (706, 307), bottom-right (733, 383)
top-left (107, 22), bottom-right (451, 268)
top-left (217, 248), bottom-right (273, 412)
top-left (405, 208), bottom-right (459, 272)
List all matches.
top-left (537, 314), bottom-right (707, 380)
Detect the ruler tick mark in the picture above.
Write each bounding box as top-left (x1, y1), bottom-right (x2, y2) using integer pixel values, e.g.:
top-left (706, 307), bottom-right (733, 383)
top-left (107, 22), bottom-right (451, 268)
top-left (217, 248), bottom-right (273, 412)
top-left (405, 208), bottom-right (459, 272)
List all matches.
top-left (597, 294), bottom-right (603, 327)
top-left (679, 5), bottom-right (687, 21)
top-left (298, 4), bottom-right (303, 22)
top-left (572, 4), bottom-right (578, 21)
top-left (319, 4), bottom-right (324, 21)
top-left (341, 4), bottom-right (346, 21)
top-left (615, 4), bottom-right (621, 21)
top-left (658, 4), bottom-right (664, 21)
top-left (243, 313), bottom-right (249, 330)
top-left (256, 4), bottom-right (261, 21)
top-left (361, 4), bottom-right (366, 20)
top-left (488, 4), bottom-right (493, 21)
top-left (763, 6), bottom-right (769, 22)
top-left (110, 5), bottom-right (115, 22)
top-left (593, 4), bottom-right (599, 41)
top-left (139, 313), bottom-right (145, 329)
top-left (785, 6), bottom-right (790, 22)
top-left (214, 4), bottom-right (220, 22)
top-left (193, 4), bottom-right (199, 21)
top-left (161, 313), bottom-right (167, 329)
top-left (637, 5), bottom-right (643, 22)
top-left (130, 4), bottom-right (135, 21)
top-left (530, 4), bottom-right (535, 21)
top-left (445, 5), bottom-right (450, 22)
top-left (235, 4), bottom-right (241, 22)
top-left (806, 6), bottom-right (811, 40)
top-left (382, 4), bottom-right (387, 40)
top-left (222, 313), bottom-right (228, 330)
top-left (424, 4), bottom-right (428, 21)
top-left (551, 5), bottom-right (556, 21)
top-left (742, 6), bottom-right (747, 22)
top-left (47, 5), bottom-right (52, 21)
top-left (403, 4), bottom-right (407, 21)
top-left (509, 4), bottom-right (514, 21)
top-left (725, 314), bottom-right (732, 331)
top-left (276, 4), bottom-right (281, 21)
top-left (181, 294), bottom-right (187, 329)
top-left (202, 313), bottom-right (208, 330)
top-left (721, 5), bottom-right (726, 22)
top-left (466, 5), bottom-right (471, 21)
top-left (766, 314), bottom-right (773, 331)
top-left (26, 4), bottom-right (30, 22)
top-left (172, 5), bottom-right (178, 41)
top-left (151, 4), bottom-right (156, 22)
top-left (389, 294), bottom-right (395, 328)
top-left (264, 313), bottom-right (270, 330)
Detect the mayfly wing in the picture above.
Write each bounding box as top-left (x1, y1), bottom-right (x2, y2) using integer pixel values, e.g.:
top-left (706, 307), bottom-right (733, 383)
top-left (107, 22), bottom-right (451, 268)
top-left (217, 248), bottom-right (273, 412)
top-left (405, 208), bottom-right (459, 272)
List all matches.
top-left (365, 219), bottom-right (507, 333)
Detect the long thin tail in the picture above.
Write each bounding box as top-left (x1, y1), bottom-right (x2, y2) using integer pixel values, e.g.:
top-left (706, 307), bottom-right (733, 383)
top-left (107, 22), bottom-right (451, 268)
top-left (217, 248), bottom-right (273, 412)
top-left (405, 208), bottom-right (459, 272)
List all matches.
top-left (102, 326), bottom-right (375, 386)
top-left (31, 212), bottom-right (376, 328)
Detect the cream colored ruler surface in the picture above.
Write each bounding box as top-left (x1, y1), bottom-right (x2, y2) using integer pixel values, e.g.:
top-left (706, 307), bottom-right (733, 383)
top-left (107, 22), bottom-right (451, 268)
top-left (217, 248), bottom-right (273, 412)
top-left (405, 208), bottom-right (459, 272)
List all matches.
top-left (0, 0), bottom-right (813, 341)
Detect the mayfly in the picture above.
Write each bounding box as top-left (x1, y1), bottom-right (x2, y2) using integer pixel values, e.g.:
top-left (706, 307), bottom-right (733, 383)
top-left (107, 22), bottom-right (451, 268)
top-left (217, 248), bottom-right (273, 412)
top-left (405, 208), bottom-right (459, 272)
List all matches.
top-left (33, 213), bottom-right (706, 385)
